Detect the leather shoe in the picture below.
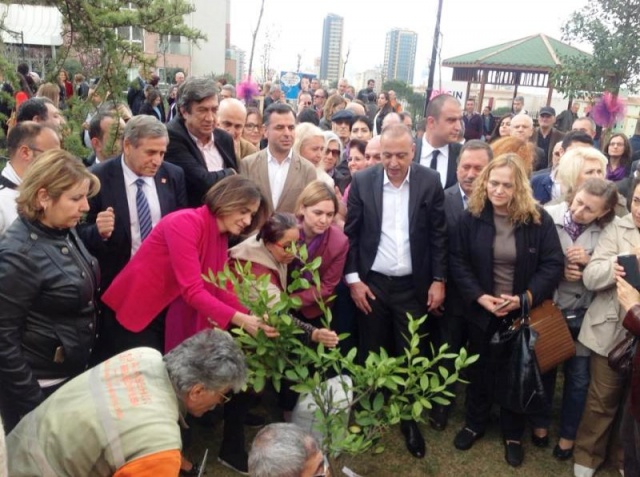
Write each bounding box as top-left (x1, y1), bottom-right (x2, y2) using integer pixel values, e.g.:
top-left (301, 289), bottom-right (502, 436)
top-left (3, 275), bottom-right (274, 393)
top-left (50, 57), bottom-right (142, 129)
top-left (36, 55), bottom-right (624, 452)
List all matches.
top-left (531, 431), bottom-right (549, 448)
top-left (429, 405), bottom-right (449, 431)
top-left (553, 444), bottom-right (574, 460)
top-left (243, 412), bottom-right (266, 428)
top-left (400, 421), bottom-right (426, 458)
top-left (504, 441), bottom-right (524, 467)
top-left (453, 427), bottom-right (485, 451)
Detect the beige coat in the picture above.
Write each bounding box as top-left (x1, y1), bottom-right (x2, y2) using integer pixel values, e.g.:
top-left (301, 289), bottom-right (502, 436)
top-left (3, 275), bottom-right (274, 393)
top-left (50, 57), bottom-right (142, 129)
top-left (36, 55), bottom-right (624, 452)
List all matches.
top-left (239, 149), bottom-right (317, 214)
top-left (579, 214), bottom-right (640, 356)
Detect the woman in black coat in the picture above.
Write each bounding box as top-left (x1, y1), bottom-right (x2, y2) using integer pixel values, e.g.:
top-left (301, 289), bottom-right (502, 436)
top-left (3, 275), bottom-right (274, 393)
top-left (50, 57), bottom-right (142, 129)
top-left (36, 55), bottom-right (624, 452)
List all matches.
top-left (0, 150), bottom-right (101, 433)
top-left (450, 153), bottom-right (564, 467)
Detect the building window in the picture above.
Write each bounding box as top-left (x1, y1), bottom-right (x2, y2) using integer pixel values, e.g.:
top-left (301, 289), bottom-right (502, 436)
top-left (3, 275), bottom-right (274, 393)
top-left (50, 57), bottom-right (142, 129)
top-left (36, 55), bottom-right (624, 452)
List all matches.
top-left (117, 26), bottom-right (144, 45)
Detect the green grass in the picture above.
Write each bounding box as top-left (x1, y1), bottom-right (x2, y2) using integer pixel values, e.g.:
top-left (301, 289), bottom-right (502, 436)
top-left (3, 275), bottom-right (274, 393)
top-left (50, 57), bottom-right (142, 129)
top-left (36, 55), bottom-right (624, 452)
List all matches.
top-left (188, 380), bottom-right (622, 477)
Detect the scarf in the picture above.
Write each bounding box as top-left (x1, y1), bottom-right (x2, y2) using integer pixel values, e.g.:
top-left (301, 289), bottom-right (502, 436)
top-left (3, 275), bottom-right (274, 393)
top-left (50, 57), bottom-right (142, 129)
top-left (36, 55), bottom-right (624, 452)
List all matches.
top-left (563, 208), bottom-right (587, 242)
top-left (607, 163), bottom-right (627, 182)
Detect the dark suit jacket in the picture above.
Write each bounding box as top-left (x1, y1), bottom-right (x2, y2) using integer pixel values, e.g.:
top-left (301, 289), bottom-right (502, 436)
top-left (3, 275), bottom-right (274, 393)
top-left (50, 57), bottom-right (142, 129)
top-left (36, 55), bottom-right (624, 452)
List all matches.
top-left (531, 128), bottom-right (565, 168)
top-left (412, 136), bottom-right (461, 189)
top-left (127, 77), bottom-right (145, 116)
top-left (165, 117), bottom-right (237, 207)
top-left (78, 157), bottom-right (187, 292)
top-left (531, 168), bottom-right (553, 204)
top-left (443, 184), bottom-right (466, 316)
top-left (344, 163), bottom-right (447, 302)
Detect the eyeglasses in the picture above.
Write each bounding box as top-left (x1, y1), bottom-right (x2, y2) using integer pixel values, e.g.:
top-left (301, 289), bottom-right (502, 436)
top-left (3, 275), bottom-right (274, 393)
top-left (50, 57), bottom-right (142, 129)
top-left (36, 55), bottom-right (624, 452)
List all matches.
top-left (314, 94), bottom-right (325, 99)
top-left (217, 391), bottom-right (232, 404)
top-left (609, 142), bottom-right (625, 147)
top-left (312, 455), bottom-right (329, 477)
top-left (301, 101), bottom-right (312, 106)
top-left (245, 123), bottom-right (261, 131)
top-left (27, 145), bottom-right (44, 154)
top-left (274, 241), bottom-right (296, 252)
top-left (327, 149), bottom-right (341, 157)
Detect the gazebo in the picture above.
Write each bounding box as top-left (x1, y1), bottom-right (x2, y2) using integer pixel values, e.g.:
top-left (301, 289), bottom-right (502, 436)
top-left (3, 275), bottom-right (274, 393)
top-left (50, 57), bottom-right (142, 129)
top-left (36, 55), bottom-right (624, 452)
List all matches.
top-left (442, 33), bottom-right (591, 108)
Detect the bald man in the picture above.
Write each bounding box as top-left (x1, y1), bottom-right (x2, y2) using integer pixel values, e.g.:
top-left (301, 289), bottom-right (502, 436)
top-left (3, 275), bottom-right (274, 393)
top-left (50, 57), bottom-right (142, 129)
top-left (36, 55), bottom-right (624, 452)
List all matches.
top-left (509, 114), bottom-right (547, 171)
top-left (218, 98), bottom-right (258, 160)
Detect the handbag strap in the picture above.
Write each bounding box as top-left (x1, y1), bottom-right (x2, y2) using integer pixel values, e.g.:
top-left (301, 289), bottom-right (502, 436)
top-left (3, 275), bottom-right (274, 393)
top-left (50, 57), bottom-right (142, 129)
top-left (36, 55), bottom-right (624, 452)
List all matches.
top-left (520, 293), bottom-right (530, 325)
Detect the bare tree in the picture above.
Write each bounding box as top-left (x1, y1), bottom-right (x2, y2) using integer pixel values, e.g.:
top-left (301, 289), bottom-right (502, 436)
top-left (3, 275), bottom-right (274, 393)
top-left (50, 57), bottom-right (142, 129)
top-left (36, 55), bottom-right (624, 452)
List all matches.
top-left (342, 45), bottom-right (351, 78)
top-left (247, 0), bottom-right (266, 79)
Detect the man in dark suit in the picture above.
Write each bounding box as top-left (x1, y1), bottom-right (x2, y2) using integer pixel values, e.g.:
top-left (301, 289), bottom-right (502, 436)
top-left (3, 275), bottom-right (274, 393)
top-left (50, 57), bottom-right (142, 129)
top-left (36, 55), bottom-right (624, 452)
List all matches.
top-left (433, 140), bottom-right (492, 432)
top-left (413, 93), bottom-right (463, 189)
top-left (83, 110), bottom-right (126, 167)
top-left (345, 123), bottom-right (447, 459)
top-left (78, 115), bottom-right (187, 360)
top-left (165, 77), bottom-right (237, 207)
top-left (463, 99), bottom-right (483, 141)
top-left (531, 106), bottom-right (565, 168)
top-left (127, 66), bottom-right (150, 116)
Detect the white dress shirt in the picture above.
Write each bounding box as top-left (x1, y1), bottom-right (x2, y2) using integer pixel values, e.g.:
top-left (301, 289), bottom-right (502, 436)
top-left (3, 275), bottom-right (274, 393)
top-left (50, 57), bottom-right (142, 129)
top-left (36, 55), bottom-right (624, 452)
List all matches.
top-left (267, 148), bottom-right (292, 209)
top-left (419, 137), bottom-right (449, 188)
top-left (0, 163), bottom-right (21, 235)
top-left (122, 157), bottom-right (162, 256)
top-left (346, 169), bottom-right (412, 284)
top-left (190, 132), bottom-right (224, 172)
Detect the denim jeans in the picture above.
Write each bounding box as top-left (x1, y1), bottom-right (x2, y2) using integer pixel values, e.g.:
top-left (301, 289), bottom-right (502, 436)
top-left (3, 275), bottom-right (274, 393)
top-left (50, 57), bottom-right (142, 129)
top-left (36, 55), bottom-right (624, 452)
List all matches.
top-left (559, 354), bottom-right (591, 440)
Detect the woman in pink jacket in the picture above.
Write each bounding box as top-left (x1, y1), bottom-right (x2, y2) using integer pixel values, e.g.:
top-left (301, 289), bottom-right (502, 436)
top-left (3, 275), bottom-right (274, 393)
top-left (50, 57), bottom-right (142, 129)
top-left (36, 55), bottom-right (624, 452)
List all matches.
top-left (102, 175), bottom-right (276, 348)
top-left (102, 175), bottom-right (276, 475)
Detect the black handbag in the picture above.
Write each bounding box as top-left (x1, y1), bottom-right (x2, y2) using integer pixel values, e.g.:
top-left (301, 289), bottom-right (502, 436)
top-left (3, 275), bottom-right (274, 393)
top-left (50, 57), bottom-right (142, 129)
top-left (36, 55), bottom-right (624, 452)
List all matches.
top-left (562, 308), bottom-right (587, 341)
top-left (489, 294), bottom-right (548, 414)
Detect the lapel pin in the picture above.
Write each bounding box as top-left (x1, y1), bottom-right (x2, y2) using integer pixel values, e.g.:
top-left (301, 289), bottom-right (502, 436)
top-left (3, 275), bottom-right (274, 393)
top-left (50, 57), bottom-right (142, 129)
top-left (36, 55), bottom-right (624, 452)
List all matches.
top-left (161, 178), bottom-right (167, 184)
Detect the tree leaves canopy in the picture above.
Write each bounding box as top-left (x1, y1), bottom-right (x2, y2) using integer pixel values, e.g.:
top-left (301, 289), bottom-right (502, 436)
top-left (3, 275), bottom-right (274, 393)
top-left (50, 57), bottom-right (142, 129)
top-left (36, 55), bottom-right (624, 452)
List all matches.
top-left (552, 0), bottom-right (640, 97)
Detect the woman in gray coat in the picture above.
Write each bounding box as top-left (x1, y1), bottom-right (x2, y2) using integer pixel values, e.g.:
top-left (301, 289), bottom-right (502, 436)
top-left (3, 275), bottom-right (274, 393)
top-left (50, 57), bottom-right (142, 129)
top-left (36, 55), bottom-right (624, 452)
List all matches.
top-left (544, 178), bottom-right (617, 461)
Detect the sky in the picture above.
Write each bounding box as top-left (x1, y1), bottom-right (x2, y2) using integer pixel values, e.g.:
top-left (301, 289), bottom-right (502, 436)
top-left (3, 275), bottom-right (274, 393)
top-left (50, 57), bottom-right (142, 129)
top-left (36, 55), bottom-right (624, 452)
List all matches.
top-left (229, 0), bottom-right (590, 86)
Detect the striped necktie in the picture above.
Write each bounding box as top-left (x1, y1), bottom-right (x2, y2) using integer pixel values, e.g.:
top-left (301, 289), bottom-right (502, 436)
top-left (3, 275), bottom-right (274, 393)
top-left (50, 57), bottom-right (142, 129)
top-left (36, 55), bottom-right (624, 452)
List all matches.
top-left (135, 178), bottom-right (152, 241)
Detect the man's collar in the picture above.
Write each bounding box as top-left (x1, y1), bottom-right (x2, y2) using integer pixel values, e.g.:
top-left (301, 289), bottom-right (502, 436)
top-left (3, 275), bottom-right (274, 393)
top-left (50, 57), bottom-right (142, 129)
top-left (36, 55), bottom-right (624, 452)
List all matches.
top-left (422, 135), bottom-right (449, 157)
top-left (189, 130), bottom-right (214, 147)
top-left (267, 147), bottom-right (292, 164)
top-left (382, 166), bottom-right (411, 187)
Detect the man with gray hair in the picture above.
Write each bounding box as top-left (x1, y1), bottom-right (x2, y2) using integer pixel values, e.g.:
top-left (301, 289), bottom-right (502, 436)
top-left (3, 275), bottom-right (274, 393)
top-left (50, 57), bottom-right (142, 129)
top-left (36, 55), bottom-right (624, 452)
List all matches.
top-left (78, 114), bottom-right (187, 360)
top-left (218, 98), bottom-right (258, 160)
top-left (512, 95), bottom-right (527, 115)
top-left (220, 83), bottom-right (237, 100)
top-left (248, 423), bottom-right (327, 477)
top-left (264, 84), bottom-right (282, 110)
top-left (165, 76), bottom-right (237, 207)
top-left (7, 329), bottom-right (246, 477)
top-left (509, 113), bottom-right (546, 171)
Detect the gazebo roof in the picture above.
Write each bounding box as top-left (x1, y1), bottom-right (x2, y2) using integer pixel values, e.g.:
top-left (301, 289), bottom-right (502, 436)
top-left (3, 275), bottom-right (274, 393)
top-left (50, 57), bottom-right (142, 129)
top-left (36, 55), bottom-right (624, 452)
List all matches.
top-left (443, 33), bottom-right (590, 72)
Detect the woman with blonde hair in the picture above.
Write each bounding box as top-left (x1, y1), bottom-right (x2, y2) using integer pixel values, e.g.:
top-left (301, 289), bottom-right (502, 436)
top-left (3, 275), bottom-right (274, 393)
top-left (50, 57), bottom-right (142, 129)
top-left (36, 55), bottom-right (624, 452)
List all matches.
top-left (451, 153), bottom-right (564, 467)
top-left (490, 136), bottom-right (536, 176)
top-left (289, 180), bottom-right (348, 322)
top-left (36, 82), bottom-right (61, 109)
top-left (293, 123), bottom-right (333, 186)
top-left (555, 146), bottom-right (627, 216)
top-left (0, 149), bottom-right (101, 432)
top-left (319, 94), bottom-right (347, 131)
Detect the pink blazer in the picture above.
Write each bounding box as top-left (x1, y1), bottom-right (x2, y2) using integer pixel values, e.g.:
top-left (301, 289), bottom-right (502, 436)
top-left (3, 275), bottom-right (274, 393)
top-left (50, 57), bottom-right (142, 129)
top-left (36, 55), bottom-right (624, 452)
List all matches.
top-left (102, 206), bottom-right (244, 351)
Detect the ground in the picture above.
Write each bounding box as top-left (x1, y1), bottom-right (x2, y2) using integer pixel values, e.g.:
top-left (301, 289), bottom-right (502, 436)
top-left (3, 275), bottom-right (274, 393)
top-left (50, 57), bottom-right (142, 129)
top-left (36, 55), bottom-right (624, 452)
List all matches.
top-left (188, 380), bottom-right (622, 477)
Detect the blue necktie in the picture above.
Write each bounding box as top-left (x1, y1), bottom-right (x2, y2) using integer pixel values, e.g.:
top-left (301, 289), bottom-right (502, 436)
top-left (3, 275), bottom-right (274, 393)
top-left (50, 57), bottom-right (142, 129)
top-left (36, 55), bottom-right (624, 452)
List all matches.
top-left (430, 149), bottom-right (440, 170)
top-left (135, 178), bottom-right (152, 241)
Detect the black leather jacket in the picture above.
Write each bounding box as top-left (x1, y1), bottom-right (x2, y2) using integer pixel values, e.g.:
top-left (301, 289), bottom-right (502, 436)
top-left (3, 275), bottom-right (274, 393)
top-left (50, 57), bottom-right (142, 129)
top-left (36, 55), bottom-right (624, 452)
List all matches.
top-left (0, 218), bottom-right (100, 428)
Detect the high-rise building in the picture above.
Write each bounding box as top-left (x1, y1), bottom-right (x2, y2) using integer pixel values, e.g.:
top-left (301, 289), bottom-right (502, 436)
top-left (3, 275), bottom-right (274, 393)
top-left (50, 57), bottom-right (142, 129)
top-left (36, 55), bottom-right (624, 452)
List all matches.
top-left (383, 29), bottom-right (418, 85)
top-left (319, 14), bottom-right (344, 83)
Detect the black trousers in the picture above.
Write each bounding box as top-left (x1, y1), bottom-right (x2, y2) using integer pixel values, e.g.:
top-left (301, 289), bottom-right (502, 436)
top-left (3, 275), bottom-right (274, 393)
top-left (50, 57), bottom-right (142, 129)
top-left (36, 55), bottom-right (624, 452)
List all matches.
top-left (92, 305), bottom-right (165, 365)
top-left (357, 271), bottom-right (431, 361)
top-left (465, 319), bottom-right (555, 441)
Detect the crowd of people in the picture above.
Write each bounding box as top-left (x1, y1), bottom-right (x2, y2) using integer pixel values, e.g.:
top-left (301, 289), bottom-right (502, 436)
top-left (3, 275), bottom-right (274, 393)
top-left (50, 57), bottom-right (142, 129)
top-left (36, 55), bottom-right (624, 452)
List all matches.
top-left (0, 64), bottom-right (640, 477)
